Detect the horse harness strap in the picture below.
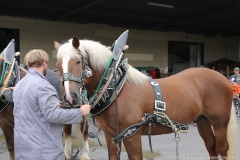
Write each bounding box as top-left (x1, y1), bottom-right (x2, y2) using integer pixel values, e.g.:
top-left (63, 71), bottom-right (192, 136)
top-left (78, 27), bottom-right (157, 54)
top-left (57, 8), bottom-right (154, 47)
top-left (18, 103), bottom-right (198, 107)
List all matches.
top-left (150, 80), bottom-right (188, 131)
top-left (112, 80), bottom-right (188, 150)
top-left (0, 98), bottom-right (10, 112)
top-left (150, 80), bottom-right (166, 112)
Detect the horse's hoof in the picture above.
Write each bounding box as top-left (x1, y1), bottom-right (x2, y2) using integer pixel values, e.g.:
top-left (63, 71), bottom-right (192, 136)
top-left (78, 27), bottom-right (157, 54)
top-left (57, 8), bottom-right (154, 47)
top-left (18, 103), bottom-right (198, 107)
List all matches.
top-left (80, 155), bottom-right (90, 160)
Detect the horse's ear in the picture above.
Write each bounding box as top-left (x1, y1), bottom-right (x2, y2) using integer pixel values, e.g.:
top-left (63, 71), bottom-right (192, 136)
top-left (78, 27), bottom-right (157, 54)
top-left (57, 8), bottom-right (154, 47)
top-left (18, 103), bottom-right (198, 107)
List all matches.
top-left (54, 41), bottom-right (61, 50)
top-left (72, 37), bottom-right (80, 49)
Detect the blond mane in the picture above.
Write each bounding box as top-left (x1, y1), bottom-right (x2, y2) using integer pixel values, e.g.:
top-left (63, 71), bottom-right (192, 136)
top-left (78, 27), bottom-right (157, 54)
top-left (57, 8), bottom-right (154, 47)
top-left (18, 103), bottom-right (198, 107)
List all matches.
top-left (57, 38), bottom-right (149, 86)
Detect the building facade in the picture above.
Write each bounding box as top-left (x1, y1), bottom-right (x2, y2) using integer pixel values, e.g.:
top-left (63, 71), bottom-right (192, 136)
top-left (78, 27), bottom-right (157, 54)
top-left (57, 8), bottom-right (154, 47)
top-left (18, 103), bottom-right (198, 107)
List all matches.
top-left (0, 15), bottom-right (239, 74)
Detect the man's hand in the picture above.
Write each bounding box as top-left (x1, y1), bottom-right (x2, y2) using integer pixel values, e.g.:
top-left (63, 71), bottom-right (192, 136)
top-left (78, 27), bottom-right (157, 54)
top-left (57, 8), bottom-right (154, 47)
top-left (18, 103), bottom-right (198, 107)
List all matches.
top-left (9, 87), bottom-right (14, 91)
top-left (0, 87), bottom-right (12, 95)
top-left (59, 101), bottom-right (65, 109)
top-left (80, 104), bottom-right (91, 116)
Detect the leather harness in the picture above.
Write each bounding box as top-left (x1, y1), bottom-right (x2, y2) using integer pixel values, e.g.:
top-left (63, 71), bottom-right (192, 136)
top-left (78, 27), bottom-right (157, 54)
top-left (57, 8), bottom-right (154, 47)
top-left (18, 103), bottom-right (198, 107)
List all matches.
top-left (112, 79), bottom-right (188, 152)
top-left (0, 60), bottom-right (20, 112)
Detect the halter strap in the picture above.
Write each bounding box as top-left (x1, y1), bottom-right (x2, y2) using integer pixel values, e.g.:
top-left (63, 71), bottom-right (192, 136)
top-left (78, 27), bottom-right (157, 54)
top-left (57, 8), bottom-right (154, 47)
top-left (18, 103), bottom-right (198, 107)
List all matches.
top-left (61, 50), bottom-right (88, 84)
top-left (62, 72), bottom-right (83, 83)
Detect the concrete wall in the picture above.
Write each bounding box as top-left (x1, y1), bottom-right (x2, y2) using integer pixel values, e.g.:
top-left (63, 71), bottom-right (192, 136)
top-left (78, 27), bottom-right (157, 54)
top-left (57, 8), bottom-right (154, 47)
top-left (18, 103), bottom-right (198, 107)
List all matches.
top-left (0, 16), bottom-right (239, 70)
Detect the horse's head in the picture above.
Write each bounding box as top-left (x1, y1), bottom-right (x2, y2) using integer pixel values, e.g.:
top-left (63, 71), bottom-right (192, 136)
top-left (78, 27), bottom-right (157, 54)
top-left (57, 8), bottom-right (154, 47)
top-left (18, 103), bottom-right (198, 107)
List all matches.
top-left (55, 37), bottom-right (84, 106)
top-left (55, 37), bottom-right (113, 107)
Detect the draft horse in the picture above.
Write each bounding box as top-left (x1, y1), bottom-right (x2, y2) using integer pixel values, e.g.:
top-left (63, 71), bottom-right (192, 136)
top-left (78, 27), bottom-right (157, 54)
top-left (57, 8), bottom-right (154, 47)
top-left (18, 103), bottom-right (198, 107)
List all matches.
top-left (54, 56), bottom-right (90, 160)
top-left (55, 35), bottom-right (238, 160)
top-left (0, 54), bottom-right (27, 160)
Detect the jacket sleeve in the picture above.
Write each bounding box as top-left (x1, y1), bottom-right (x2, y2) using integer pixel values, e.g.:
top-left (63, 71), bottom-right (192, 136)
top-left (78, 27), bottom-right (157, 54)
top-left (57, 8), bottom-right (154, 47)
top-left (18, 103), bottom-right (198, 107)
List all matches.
top-left (37, 83), bottom-right (83, 124)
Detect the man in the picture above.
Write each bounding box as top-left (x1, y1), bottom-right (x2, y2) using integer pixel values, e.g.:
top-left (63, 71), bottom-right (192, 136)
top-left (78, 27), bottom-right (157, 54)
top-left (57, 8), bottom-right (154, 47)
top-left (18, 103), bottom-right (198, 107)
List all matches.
top-left (12, 49), bottom-right (91, 160)
top-left (230, 67), bottom-right (240, 85)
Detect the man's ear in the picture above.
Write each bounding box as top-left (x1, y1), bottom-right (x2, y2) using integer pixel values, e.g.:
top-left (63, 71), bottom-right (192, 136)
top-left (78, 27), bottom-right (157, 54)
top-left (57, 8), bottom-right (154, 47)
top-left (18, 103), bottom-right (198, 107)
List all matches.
top-left (42, 61), bottom-right (47, 67)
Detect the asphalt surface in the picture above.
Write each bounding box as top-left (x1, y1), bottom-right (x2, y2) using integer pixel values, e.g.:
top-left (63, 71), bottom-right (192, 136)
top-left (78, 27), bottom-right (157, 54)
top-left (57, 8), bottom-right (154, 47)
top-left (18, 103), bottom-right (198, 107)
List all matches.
top-left (1, 120), bottom-right (239, 160)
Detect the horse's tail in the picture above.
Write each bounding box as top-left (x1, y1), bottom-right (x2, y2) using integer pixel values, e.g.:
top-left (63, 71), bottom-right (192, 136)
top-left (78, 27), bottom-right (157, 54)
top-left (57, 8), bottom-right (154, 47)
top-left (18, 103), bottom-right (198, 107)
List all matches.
top-left (227, 103), bottom-right (238, 160)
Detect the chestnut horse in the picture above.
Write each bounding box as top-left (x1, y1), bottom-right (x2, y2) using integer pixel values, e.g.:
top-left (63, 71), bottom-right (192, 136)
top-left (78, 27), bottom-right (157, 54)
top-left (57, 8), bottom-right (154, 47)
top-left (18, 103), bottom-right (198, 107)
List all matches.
top-left (55, 36), bottom-right (238, 160)
top-left (54, 68), bottom-right (90, 160)
top-left (0, 56), bottom-right (27, 160)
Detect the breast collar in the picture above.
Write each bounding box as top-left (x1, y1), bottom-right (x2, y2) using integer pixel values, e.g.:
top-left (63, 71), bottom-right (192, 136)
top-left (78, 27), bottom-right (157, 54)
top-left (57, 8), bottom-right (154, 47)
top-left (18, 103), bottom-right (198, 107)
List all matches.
top-left (89, 52), bottom-right (128, 115)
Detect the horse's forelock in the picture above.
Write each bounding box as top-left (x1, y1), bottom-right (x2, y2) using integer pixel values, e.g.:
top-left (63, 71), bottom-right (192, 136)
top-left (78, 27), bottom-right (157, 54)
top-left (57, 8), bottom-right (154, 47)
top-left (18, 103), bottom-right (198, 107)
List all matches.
top-left (57, 39), bottom-right (81, 60)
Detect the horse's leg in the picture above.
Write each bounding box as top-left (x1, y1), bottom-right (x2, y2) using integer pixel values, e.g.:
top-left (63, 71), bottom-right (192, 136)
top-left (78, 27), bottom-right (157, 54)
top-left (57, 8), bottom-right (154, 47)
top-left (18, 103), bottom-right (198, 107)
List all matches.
top-left (123, 132), bottom-right (142, 160)
top-left (64, 124), bottom-right (72, 160)
top-left (104, 133), bottom-right (122, 160)
top-left (210, 105), bottom-right (238, 160)
top-left (196, 116), bottom-right (217, 159)
top-left (211, 123), bottom-right (229, 159)
top-left (1, 125), bottom-right (15, 160)
top-left (0, 105), bottom-right (15, 160)
top-left (80, 120), bottom-right (90, 160)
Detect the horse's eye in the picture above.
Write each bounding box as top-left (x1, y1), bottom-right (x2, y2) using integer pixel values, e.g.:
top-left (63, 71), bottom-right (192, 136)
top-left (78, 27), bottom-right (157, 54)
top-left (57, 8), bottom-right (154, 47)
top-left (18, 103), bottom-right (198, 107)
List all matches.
top-left (76, 61), bottom-right (81, 64)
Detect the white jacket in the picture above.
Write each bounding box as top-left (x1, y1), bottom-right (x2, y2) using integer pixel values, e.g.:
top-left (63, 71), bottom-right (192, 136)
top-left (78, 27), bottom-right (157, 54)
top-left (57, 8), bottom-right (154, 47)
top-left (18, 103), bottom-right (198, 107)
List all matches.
top-left (13, 69), bottom-right (82, 160)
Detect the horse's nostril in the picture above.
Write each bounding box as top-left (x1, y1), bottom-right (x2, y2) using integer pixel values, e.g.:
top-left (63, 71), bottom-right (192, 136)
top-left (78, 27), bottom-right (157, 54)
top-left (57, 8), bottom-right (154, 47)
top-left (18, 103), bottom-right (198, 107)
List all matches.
top-left (71, 93), bottom-right (77, 99)
top-left (71, 93), bottom-right (79, 105)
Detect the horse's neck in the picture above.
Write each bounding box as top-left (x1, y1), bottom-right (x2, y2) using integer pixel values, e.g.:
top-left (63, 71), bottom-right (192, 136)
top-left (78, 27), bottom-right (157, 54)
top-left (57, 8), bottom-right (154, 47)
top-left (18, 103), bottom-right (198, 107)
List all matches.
top-left (84, 70), bottom-right (103, 97)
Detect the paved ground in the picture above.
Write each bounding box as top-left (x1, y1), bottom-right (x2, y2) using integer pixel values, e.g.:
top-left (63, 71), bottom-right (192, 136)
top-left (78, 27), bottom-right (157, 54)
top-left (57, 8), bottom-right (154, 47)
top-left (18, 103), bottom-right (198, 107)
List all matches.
top-left (1, 120), bottom-right (239, 160)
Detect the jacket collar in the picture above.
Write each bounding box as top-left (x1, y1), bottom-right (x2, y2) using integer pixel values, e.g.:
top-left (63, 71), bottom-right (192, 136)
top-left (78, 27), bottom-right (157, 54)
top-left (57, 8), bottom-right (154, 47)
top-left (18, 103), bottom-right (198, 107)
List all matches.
top-left (28, 68), bottom-right (47, 80)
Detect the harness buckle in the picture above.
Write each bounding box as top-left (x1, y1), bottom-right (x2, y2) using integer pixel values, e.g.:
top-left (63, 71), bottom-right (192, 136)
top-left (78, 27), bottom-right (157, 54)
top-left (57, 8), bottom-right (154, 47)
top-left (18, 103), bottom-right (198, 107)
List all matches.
top-left (120, 58), bottom-right (128, 71)
top-left (155, 100), bottom-right (166, 111)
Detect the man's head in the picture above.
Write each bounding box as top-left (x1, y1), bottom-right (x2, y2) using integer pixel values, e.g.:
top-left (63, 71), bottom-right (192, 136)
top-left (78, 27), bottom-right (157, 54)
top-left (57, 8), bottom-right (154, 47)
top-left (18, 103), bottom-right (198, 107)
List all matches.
top-left (233, 67), bottom-right (240, 74)
top-left (24, 49), bottom-right (49, 75)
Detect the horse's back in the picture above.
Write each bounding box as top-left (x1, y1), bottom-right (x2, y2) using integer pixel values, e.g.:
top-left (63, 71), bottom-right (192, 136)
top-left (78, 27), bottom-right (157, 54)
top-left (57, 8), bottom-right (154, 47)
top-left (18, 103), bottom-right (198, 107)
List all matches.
top-left (160, 68), bottom-right (231, 93)
top-left (155, 68), bottom-right (232, 122)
